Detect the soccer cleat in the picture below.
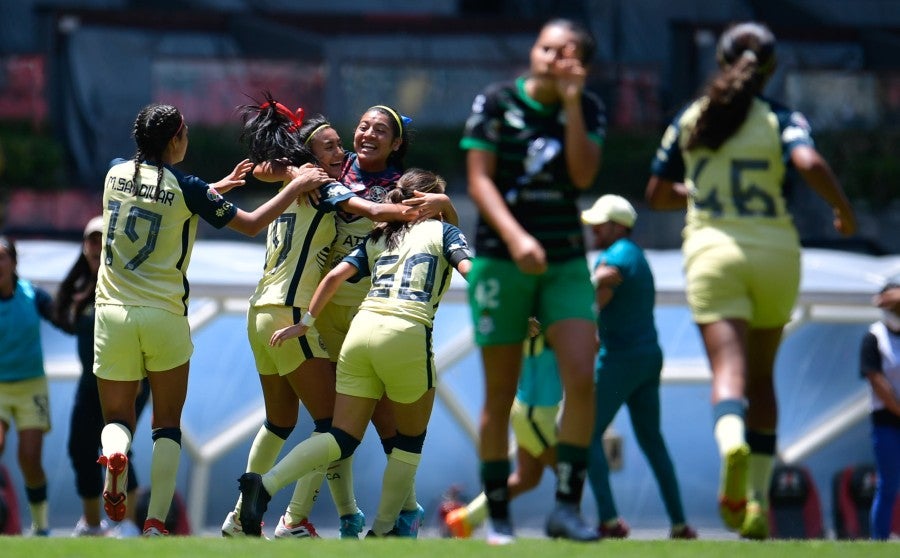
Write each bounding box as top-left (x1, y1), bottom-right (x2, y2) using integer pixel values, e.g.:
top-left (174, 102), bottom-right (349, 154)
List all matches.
top-left (98, 452), bottom-right (129, 522)
top-left (30, 526), bottom-right (50, 537)
top-left (718, 443), bottom-right (750, 530)
top-left (111, 519), bottom-right (141, 538)
top-left (598, 518), bottom-right (630, 539)
top-left (545, 503), bottom-right (599, 542)
top-left (739, 501), bottom-right (769, 540)
top-left (237, 473), bottom-right (271, 537)
top-left (365, 528), bottom-right (399, 538)
top-left (142, 518), bottom-right (168, 536)
top-left (72, 517), bottom-right (109, 537)
top-left (485, 517), bottom-right (515, 545)
top-left (444, 507), bottom-right (473, 539)
top-left (393, 504), bottom-right (425, 538)
top-left (339, 510), bottom-right (365, 539)
top-left (221, 511), bottom-right (245, 537)
top-left (669, 524), bottom-right (698, 540)
top-left (274, 515), bottom-right (319, 539)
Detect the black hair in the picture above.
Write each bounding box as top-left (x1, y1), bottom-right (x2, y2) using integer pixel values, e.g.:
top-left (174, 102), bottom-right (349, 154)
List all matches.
top-left (369, 168), bottom-right (446, 250)
top-left (364, 105), bottom-right (410, 170)
top-left (543, 18), bottom-right (596, 65)
top-left (131, 103), bottom-right (183, 193)
top-left (0, 235), bottom-right (17, 287)
top-left (686, 21), bottom-right (777, 151)
top-left (238, 91), bottom-right (330, 167)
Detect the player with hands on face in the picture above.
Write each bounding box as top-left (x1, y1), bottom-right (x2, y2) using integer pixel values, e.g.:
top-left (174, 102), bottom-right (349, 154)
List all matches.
top-left (460, 17), bottom-right (605, 543)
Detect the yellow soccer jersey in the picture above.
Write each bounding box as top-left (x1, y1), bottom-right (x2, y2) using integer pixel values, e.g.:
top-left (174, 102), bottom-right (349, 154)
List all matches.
top-left (651, 96), bottom-right (813, 252)
top-left (342, 220), bottom-right (472, 327)
top-left (96, 159), bottom-right (237, 316)
top-left (249, 181), bottom-right (355, 308)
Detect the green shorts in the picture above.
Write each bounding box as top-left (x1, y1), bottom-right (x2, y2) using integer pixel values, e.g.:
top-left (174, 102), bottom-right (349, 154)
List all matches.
top-left (684, 241), bottom-right (800, 328)
top-left (467, 257), bottom-right (594, 346)
top-left (93, 304), bottom-right (193, 380)
top-left (247, 304), bottom-right (329, 376)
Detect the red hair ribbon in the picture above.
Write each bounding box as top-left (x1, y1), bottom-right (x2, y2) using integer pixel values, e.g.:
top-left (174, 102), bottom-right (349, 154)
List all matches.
top-left (260, 101), bottom-right (305, 133)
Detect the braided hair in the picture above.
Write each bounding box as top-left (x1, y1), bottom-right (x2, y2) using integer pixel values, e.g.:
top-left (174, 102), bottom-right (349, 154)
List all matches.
top-left (685, 22), bottom-right (777, 151)
top-left (131, 103), bottom-right (184, 192)
top-left (369, 168), bottom-right (446, 250)
top-left (238, 91), bottom-right (328, 167)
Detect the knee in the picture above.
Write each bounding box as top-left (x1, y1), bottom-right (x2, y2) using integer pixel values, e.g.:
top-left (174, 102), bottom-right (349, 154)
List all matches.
top-left (330, 427), bottom-right (361, 460)
top-left (394, 431), bottom-right (426, 455)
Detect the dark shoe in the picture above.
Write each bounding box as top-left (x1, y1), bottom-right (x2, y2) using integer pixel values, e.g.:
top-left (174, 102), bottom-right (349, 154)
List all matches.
top-left (237, 473), bottom-right (270, 537)
top-left (545, 503), bottom-right (599, 542)
top-left (670, 524), bottom-right (698, 539)
top-left (598, 518), bottom-right (630, 539)
top-left (365, 528), bottom-right (399, 538)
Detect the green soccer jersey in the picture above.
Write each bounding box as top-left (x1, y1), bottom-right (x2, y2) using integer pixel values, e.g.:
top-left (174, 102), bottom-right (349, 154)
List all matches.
top-left (96, 159), bottom-right (237, 316)
top-left (460, 76), bottom-right (606, 262)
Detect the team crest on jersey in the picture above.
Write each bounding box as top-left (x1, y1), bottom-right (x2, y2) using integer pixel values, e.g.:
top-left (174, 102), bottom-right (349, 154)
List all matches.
top-left (477, 312), bottom-right (495, 336)
top-left (504, 108), bottom-right (526, 130)
top-left (366, 185), bottom-right (389, 203)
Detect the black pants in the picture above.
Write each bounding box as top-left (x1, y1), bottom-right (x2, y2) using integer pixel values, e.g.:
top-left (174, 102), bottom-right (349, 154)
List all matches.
top-left (67, 371), bottom-right (151, 499)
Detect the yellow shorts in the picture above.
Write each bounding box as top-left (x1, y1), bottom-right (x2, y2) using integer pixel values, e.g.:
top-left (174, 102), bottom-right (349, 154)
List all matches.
top-left (510, 398), bottom-right (558, 457)
top-left (247, 304), bottom-right (329, 376)
top-left (317, 303), bottom-right (360, 362)
top-left (93, 304), bottom-right (193, 380)
top-left (684, 242), bottom-right (800, 328)
top-left (0, 377), bottom-right (51, 432)
top-left (337, 310), bottom-right (436, 404)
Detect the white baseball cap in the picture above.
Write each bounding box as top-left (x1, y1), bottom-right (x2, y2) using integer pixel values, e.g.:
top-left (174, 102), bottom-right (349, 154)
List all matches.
top-left (83, 216), bottom-right (104, 238)
top-left (580, 195), bottom-right (637, 228)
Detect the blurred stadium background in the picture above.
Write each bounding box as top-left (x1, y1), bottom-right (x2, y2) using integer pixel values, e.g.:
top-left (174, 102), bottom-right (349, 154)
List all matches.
top-left (2, 0), bottom-right (900, 538)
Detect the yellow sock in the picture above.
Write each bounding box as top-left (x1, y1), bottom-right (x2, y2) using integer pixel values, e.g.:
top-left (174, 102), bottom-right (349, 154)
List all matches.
top-left (467, 492), bottom-right (488, 527)
top-left (101, 422), bottom-right (132, 457)
top-left (714, 414), bottom-right (746, 457)
top-left (325, 456), bottom-right (358, 516)
top-left (147, 436), bottom-right (181, 523)
top-left (373, 448), bottom-right (420, 535)
top-left (264, 433), bottom-right (340, 495)
top-left (748, 453), bottom-right (774, 507)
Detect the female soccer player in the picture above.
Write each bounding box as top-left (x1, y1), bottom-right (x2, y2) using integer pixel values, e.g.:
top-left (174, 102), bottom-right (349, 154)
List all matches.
top-left (646, 22), bottom-right (856, 539)
top-left (222, 95), bottom-right (453, 539)
top-left (237, 169), bottom-right (471, 539)
top-left (0, 236), bottom-right (55, 536)
top-left (55, 216), bottom-right (150, 537)
top-left (94, 102), bottom-right (330, 536)
top-left (460, 17), bottom-right (604, 543)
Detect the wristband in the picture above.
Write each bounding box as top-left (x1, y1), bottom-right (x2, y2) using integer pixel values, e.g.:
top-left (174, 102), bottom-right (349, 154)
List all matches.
top-left (300, 311), bottom-right (316, 327)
